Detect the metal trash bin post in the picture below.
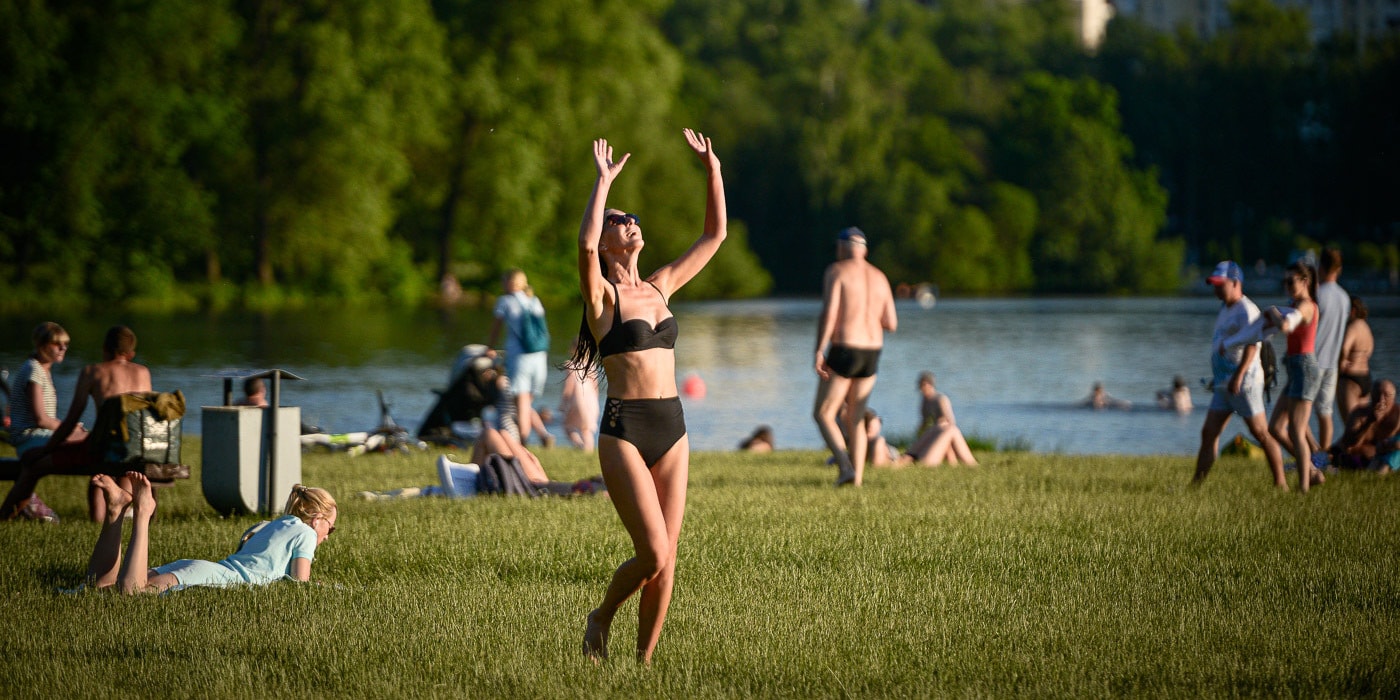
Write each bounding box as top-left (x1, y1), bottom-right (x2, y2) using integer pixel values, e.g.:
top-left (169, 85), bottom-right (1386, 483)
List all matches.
top-left (201, 369), bottom-right (305, 516)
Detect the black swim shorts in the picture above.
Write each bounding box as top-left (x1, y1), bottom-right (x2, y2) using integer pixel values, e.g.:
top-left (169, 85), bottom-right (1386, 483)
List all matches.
top-left (825, 344), bottom-right (881, 379)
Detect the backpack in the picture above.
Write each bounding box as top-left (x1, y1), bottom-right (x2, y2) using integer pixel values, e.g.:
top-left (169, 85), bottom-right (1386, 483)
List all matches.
top-left (513, 299), bottom-right (550, 354)
top-left (476, 454), bottom-right (541, 497)
top-left (1258, 339), bottom-right (1278, 404)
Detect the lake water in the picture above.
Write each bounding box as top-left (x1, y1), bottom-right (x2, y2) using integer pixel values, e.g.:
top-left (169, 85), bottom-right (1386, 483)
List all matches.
top-left (4, 296), bottom-right (1398, 456)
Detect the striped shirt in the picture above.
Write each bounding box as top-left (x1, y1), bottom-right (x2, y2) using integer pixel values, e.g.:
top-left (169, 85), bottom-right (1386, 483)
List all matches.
top-left (9, 358), bottom-right (57, 437)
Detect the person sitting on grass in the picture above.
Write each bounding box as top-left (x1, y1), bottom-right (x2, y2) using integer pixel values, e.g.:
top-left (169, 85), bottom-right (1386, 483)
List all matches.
top-left (5, 321), bottom-right (86, 522)
top-left (896, 373), bottom-right (978, 466)
top-left (863, 409), bottom-right (896, 467)
top-left (2, 325), bottom-right (152, 523)
top-left (896, 421), bottom-right (978, 467)
top-left (1327, 379), bottom-right (1400, 472)
top-left (85, 473), bottom-right (337, 594)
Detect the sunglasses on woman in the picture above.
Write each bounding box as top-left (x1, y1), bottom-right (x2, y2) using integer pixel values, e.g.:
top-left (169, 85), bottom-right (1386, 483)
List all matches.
top-left (604, 213), bottom-right (639, 228)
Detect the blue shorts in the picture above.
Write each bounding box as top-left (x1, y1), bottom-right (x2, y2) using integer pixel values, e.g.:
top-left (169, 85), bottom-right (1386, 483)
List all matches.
top-left (1283, 353), bottom-right (1321, 402)
top-left (152, 559), bottom-right (245, 591)
top-left (506, 351), bottom-right (547, 396)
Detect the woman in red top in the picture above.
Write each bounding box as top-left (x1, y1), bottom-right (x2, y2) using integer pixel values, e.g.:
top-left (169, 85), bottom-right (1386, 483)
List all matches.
top-left (1267, 261), bottom-right (1323, 492)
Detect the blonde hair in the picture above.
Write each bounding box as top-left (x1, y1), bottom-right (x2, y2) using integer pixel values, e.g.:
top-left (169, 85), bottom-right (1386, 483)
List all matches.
top-left (283, 484), bottom-right (337, 524)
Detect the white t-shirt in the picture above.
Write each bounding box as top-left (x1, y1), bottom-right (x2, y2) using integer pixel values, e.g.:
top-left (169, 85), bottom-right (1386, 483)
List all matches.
top-left (1211, 296), bottom-right (1263, 386)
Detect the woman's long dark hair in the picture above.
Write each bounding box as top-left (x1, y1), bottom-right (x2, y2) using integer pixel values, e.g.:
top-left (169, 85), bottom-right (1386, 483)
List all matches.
top-left (561, 314), bottom-right (604, 380)
top-left (1288, 260), bottom-right (1318, 305)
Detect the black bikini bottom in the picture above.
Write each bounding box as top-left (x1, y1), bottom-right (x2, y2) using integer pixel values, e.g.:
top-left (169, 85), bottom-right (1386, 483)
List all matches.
top-left (1340, 371), bottom-right (1373, 397)
top-left (599, 397), bottom-right (686, 468)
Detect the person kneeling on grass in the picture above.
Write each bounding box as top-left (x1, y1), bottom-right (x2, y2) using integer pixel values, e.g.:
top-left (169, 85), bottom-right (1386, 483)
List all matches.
top-left (85, 473), bottom-right (337, 594)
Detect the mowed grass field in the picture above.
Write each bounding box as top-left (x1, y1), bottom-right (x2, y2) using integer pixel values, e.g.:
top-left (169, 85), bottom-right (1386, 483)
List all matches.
top-left (1, 438), bottom-right (1397, 698)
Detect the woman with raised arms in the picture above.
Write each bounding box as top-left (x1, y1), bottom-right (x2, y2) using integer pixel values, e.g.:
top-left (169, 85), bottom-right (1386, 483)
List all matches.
top-left (565, 129), bottom-right (725, 664)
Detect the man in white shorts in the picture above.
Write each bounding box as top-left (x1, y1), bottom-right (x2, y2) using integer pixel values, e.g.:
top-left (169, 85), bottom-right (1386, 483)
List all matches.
top-left (1192, 261), bottom-right (1287, 489)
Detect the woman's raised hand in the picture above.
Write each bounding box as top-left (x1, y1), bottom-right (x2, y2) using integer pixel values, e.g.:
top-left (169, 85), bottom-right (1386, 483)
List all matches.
top-left (684, 128), bottom-right (720, 171)
top-left (593, 138), bottom-right (629, 182)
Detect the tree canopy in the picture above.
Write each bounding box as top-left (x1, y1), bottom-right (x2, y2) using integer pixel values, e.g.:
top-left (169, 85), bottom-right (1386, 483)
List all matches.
top-left (1, 0), bottom-right (1394, 311)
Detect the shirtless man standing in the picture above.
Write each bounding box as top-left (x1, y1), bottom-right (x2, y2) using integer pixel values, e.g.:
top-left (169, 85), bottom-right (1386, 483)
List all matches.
top-left (813, 227), bottom-right (897, 487)
top-left (1, 326), bottom-right (152, 521)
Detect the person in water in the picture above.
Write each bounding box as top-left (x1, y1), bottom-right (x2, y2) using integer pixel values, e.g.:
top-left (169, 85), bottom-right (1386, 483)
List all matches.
top-left (564, 130), bottom-right (727, 664)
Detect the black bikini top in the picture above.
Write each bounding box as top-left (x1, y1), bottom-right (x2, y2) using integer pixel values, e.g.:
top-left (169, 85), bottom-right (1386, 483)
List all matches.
top-left (597, 281), bottom-right (678, 359)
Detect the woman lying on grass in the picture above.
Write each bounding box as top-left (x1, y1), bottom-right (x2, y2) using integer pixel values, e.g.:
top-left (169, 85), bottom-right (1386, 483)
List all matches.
top-left (85, 473), bottom-right (337, 594)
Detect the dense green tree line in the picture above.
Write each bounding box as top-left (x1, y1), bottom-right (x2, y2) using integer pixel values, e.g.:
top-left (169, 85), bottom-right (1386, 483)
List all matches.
top-left (1, 0), bottom-right (1394, 310)
top-left (1095, 0), bottom-right (1400, 275)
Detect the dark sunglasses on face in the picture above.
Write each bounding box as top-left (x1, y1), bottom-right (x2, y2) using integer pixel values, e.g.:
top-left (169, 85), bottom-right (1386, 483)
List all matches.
top-left (604, 213), bottom-right (639, 228)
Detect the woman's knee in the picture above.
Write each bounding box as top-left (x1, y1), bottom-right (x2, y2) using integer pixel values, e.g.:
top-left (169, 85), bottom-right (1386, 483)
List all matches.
top-left (633, 540), bottom-right (673, 578)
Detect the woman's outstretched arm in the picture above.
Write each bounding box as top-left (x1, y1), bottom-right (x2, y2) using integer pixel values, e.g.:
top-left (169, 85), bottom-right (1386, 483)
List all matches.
top-left (651, 128), bottom-right (727, 296)
top-left (579, 139), bottom-right (629, 314)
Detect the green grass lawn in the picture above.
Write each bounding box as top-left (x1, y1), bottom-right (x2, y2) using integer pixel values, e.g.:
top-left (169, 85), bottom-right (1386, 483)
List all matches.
top-left (1, 439), bottom-right (1397, 698)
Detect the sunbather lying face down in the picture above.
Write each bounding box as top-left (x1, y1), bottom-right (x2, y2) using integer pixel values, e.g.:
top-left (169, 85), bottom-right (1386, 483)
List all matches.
top-left (84, 473), bottom-right (337, 595)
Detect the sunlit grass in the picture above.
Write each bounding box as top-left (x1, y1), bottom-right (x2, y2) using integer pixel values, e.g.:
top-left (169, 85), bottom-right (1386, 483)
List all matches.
top-left (0, 439), bottom-right (1396, 698)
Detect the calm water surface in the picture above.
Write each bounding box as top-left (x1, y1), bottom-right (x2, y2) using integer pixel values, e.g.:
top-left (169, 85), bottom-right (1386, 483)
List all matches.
top-left (4, 296), bottom-right (1398, 456)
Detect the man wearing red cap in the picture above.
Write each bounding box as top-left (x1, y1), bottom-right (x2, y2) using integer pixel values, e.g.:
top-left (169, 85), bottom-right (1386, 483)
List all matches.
top-left (1193, 261), bottom-right (1288, 489)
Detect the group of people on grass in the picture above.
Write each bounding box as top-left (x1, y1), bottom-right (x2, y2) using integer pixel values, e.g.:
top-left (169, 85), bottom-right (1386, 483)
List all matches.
top-left (1192, 250), bottom-right (1392, 493)
top-left (5, 132), bottom-right (1394, 679)
top-left (3, 324), bottom-right (153, 522)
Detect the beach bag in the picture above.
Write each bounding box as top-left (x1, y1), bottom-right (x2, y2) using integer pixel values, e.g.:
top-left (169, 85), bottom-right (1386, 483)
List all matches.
top-left (1259, 339), bottom-right (1278, 404)
top-left (96, 391), bottom-right (184, 465)
top-left (516, 306), bottom-right (551, 354)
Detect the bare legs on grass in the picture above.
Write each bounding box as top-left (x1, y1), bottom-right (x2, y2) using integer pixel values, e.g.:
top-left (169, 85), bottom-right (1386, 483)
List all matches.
top-left (814, 375), bottom-right (877, 486)
top-left (584, 437), bottom-right (688, 665)
top-left (1194, 410), bottom-right (1287, 489)
top-left (897, 424), bottom-right (979, 467)
top-left (84, 472), bottom-right (177, 594)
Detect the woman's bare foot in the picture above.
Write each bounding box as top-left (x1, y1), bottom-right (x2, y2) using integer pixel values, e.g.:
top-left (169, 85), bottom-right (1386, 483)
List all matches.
top-left (129, 472), bottom-right (156, 520)
top-left (583, 609), bottom-right (611, 662)
top-left (91, 474), bottom-right (132, 523)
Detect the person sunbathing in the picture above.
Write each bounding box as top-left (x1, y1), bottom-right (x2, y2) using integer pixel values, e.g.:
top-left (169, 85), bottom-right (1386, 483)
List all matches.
top-left (85, 473), bottom-right (337, 594)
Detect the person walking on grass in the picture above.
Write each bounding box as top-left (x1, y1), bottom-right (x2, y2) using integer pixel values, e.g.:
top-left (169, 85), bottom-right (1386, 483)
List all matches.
top-left (1266, 260), bottom-right (1325, 492)
top-left (564, 130), bottom-right (726, 664)
top-left (812, 226), bottom-right (897, 487)
top-left (1192, 261), bottom-right (1288, 489)
top-left (488, 269), bottom-right (550, 446)
top-left (85, 474), bottom-right (336, 594)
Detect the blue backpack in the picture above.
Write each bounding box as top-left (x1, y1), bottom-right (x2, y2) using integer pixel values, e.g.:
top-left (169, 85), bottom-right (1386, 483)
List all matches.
top-left (515, 303), bottom-right (550, 354)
